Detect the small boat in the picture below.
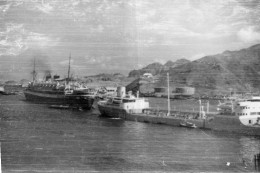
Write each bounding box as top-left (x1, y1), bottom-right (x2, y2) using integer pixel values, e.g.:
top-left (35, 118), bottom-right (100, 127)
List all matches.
top-left (179, 121), bottom-right (197, 128)
top-left (49, 105), bottom-right (71, 109)
top-left (2, 91), bottom-right (16, 95)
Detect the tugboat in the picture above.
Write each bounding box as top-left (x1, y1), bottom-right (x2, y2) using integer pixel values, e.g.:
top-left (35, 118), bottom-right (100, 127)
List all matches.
top-left (24, 56), bottom-right (95, 110)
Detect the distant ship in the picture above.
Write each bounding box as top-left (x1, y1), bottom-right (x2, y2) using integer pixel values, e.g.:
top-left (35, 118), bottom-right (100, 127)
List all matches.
top-left (24, 56), bottom-right (95, 110)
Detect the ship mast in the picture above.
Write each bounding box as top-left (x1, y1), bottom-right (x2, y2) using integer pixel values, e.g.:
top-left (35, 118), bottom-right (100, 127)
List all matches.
top-left (67, 53), bottom-right (71, 84)
top-left (32, 57), bottom-right (37, 83)
top-left (167, 72), bottom-right (171, 116)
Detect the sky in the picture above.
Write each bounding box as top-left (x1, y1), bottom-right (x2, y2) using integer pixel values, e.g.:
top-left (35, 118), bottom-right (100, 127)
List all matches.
top-left (1, 0), bottom-right (260, 80)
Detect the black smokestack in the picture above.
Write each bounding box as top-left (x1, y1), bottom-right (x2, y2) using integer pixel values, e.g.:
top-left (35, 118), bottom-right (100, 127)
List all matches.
top-left (30, 54), bottom-right (52, 80)
top-left (44, 70), bottom-right (52, 81)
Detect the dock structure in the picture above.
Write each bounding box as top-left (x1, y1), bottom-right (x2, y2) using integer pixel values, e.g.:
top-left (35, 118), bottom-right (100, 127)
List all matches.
top-left (254, 153), bottom-right (260, 171)
top-left (0, 142), bottom-right (2, 173)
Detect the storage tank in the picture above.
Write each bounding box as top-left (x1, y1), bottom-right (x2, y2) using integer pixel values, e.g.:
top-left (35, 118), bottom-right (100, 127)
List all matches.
top-left (117, 86), bottom-right (126, 98)
top-left (175, 87), bottom-right (195, 96)
top-left (154, 87), bottom-right (167, 93)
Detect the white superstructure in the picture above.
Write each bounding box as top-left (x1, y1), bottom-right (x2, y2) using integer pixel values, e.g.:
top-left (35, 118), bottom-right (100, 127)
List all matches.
top-left (98, 87), bottom-right (150, 115)
top-left (234, 97), bottom-right (260, 126)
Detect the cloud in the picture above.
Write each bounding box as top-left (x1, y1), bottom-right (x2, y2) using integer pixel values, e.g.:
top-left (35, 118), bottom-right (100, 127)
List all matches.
top-left (84, 56), bottom-right (112, 65)
top-left (0, 4), bottom-right (11, 14)
top-left (153, 58), bottom-right (166, 64)
top-left (237, 26), bottom-right (260, 43)
top-left (0, 23), bottom-right (59, 56)
top-left (134, 0), bottom-right (239, 45)
top-left (132, 0), bottom-right (260, 48)
top-left (59, 59), bottom-right (74, 66)
top-left (35, 3), bottom-right (53, 14)
top-left (189, 53), bottom-right (206, 61)
top-left (26, 32), bottom-right (59, 48)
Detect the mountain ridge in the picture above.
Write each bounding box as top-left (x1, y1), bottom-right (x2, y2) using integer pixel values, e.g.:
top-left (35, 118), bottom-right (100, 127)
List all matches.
top-left (129, 44), bottom-right (260, 95)
top-left (128, 59), bottom-right (190, 77)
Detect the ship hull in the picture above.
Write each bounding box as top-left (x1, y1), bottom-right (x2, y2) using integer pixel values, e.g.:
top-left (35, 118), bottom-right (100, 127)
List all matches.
top-left (98, 103), bottom-right (260, 136)
top-left (98, 102), bottom-right (207, 127)
top-left (98, 102), bottom-right (127, 118)
top-left (208, 115), bottom-right (260, 136)
top-left (24, 90), bottom-right (94, 110)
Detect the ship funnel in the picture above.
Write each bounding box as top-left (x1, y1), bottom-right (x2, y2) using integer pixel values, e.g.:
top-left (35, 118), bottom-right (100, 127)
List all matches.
top-left (117, 86), bottom-right (126, 98)
top-left (54, 75), bottom-right (60, 80)
top-left (45, 74), bottom-right (52, 81)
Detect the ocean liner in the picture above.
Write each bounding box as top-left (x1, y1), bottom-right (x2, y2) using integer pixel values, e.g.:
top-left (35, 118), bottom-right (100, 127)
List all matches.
top-left (24, 56), bottom-right (95, 110)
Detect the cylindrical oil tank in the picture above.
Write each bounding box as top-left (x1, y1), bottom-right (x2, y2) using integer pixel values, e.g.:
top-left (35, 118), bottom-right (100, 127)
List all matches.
top-left (117, 86), bottom-right (126, 98)
top-left (154, 87), bottom-right (167, 93)
top-left (175, 87), bottom-right (195, 96)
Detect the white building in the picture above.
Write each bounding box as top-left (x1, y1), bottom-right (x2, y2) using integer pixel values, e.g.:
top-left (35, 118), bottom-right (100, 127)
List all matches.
top-left (143, 73), bottom-right (153, 78)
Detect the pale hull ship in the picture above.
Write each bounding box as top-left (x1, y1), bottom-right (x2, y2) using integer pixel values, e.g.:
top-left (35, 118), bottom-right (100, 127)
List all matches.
top-left (98, 87), bottom-right (260, 136)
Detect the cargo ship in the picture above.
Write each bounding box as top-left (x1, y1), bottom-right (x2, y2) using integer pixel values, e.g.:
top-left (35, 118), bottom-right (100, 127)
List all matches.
top-left (24, 56), bottom-right (95, 110)
top-left (98, 86), bottom-right (260, 136)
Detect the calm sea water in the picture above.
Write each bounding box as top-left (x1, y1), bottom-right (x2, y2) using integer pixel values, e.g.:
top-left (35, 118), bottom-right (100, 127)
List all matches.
top-left (1, 95), bottom-right (260, 172)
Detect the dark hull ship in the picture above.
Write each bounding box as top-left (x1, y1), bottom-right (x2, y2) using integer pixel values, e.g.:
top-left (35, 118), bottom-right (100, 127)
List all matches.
top-left (24, 83), bottom-right (95, 110)
top-left (24, 56), bottom-right (95, 110)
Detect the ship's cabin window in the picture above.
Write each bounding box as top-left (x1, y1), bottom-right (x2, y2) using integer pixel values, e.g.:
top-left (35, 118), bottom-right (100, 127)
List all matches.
top-left (122, 99), bottom-right (135, 103)
top-left (249, 120), bottom-right (251, 124)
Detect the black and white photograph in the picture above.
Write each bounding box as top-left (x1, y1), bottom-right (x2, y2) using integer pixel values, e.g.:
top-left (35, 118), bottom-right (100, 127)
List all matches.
top-left (1, 0), bottom-right (260, 172)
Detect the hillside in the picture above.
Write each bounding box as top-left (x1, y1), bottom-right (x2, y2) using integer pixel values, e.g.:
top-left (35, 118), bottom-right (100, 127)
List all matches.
top-left (128, 59), bottom-right (190, 77)
top-left (84, 73), bottom-right (133, 87)
top-left (158, 44), bottom-right (260, 95)
top-left (128, 44), bottom-right (260, 95)
top-left (85, 73), bottom-right (126, 81)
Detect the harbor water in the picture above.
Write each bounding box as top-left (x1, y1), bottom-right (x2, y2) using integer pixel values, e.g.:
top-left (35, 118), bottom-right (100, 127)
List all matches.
top-left (1, 95), bottom-right (260, 172)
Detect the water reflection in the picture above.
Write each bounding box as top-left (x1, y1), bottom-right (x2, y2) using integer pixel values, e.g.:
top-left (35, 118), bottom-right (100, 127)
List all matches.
top-left (239, 136), bottom-right (260, 165)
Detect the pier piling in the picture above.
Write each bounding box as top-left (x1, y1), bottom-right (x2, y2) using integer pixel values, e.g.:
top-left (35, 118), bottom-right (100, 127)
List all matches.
top-left (254, 153), bottom-right (260, 171)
